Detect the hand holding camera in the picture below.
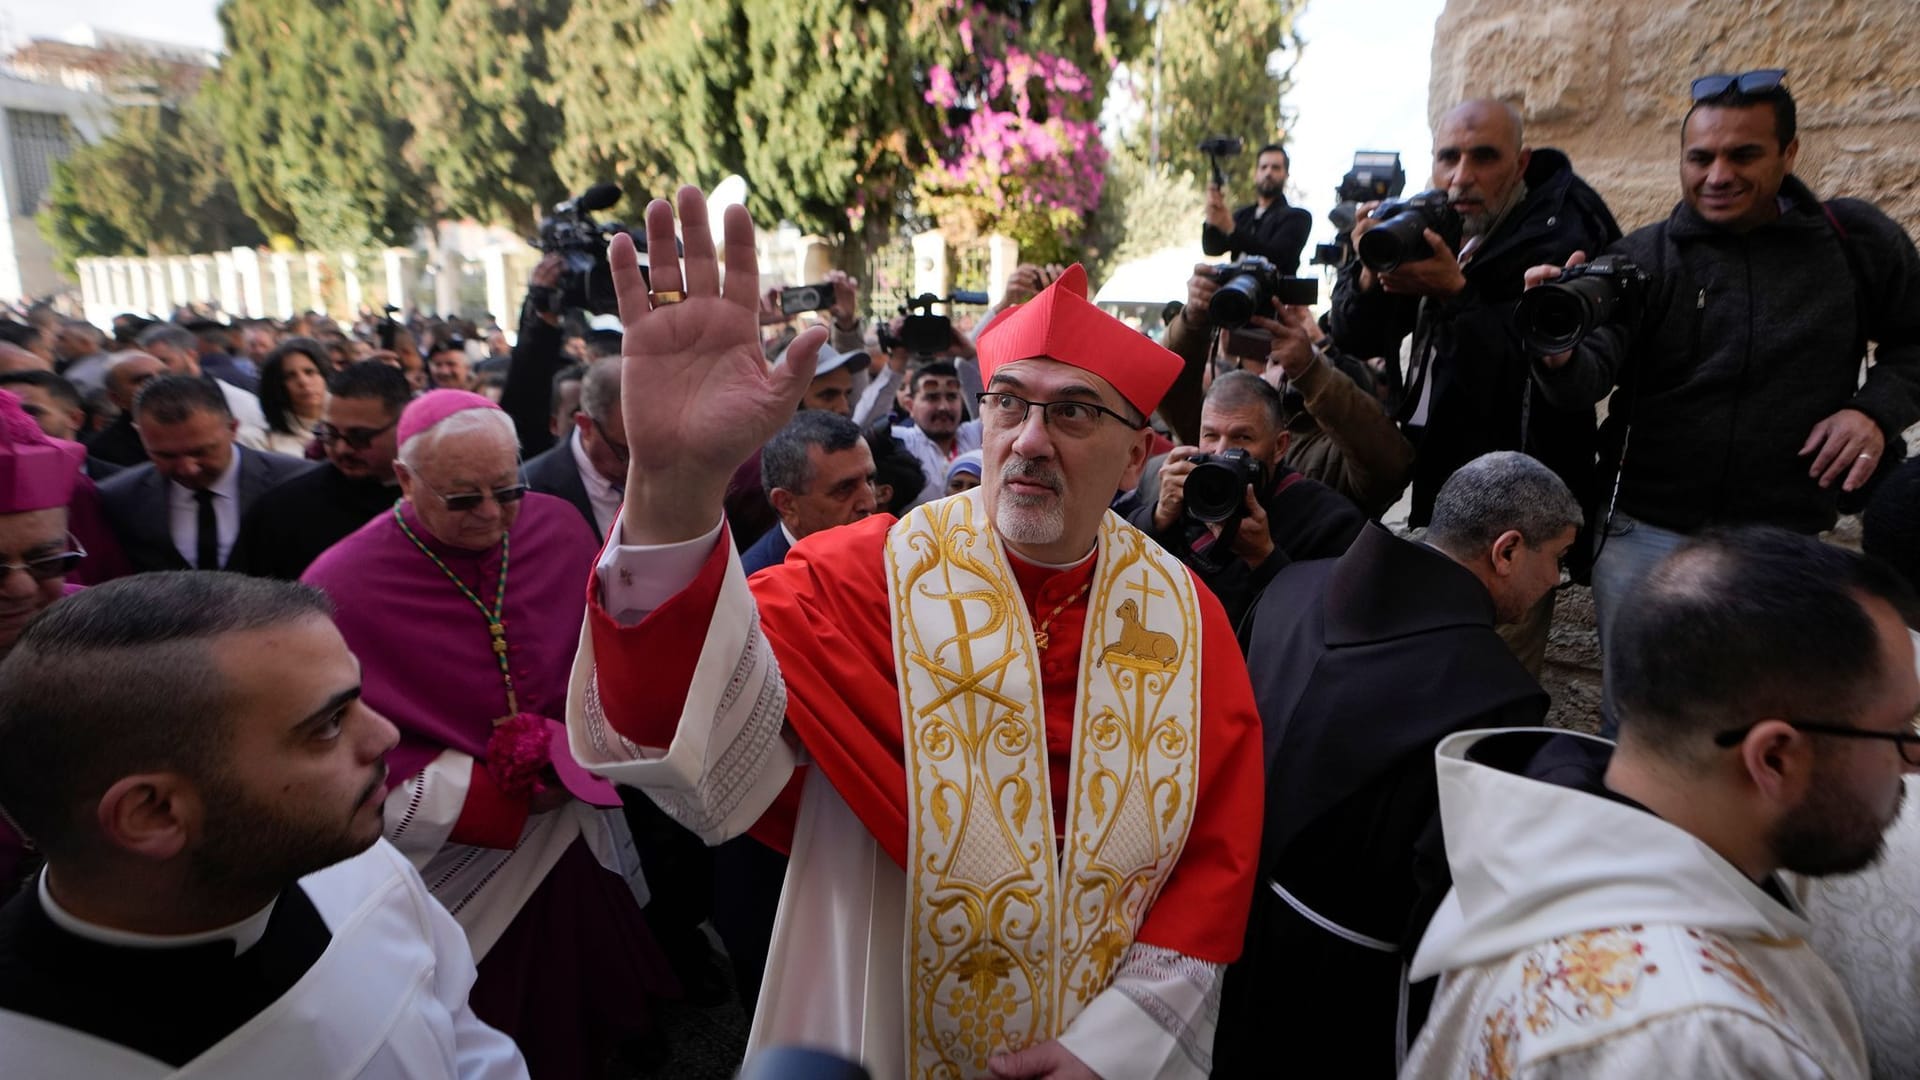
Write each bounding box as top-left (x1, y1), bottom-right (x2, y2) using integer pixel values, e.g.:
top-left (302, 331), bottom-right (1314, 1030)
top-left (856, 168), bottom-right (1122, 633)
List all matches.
top-left (1154, 446), bottom-right (1274, 569)
top-left (1349, 192), bottom-right (1468, 298)
top-left (1246, 305), bottom-right (1317, 382)
top-left (1204, 185), bottom-right (1235, 234)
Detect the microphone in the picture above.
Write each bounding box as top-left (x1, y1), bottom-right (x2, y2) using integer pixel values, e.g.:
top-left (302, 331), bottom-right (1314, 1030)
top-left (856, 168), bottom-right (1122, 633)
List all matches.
top-left (556, 182), bottom-right (622, 215)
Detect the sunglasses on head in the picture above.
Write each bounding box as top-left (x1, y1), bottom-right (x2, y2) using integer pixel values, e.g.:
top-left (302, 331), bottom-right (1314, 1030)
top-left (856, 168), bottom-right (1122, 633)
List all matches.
top-left (1690, 68), bottom-right (1787, 101)
top-left (313, 419), bottom-right (397, 450)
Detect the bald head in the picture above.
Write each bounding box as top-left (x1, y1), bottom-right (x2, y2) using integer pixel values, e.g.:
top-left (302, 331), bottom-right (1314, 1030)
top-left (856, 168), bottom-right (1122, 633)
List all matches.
top-left (1439, 99), bottom-right (1524, 152)
top-left (105, 352), bottom-right (167, 411)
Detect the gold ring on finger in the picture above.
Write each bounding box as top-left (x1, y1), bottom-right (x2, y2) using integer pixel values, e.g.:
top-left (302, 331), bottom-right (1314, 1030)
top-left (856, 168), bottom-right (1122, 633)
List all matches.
top-left (652, 290), bottom-right (686, 305)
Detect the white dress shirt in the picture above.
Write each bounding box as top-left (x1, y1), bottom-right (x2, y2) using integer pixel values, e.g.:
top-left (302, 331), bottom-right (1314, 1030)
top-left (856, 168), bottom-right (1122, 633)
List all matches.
top-left (568, 428), bottom-right (624, 537)
top-left (168, 448), bottom-right (244, 568)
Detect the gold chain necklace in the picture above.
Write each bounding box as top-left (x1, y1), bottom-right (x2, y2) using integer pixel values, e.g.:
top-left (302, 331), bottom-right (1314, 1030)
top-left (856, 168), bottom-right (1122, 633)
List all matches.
top-left (1032, 579), bottom-right (1092, 651)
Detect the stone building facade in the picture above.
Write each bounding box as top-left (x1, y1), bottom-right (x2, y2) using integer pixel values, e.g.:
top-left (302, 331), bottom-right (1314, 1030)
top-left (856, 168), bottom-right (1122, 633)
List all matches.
top-left (1428, 0), bottom-right (1920, 235)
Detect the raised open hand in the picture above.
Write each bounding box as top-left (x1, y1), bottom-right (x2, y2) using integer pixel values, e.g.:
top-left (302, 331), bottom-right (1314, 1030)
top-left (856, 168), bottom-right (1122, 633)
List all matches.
top-left (614, 185), bottom-right (827, 544)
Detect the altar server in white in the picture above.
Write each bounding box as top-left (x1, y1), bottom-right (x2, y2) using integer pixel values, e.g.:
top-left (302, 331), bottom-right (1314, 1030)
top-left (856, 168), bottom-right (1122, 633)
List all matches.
top-left (1405, 527), bottom-right (1919, 1079)
top-left (0, 572), bottom-right (527, 1079)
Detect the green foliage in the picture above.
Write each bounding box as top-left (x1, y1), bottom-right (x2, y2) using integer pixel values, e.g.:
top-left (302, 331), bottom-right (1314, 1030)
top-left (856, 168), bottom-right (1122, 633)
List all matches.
top-left (732, 0), bottom-right (934, 240)
top-left (1140, 0), bottom-right (1305, 182)
top-left (401, 0), bottom-right (573, 233)
top-left (35, 99), bottom-right (265, 275)
top-left (543, 0), bottom-right (744, 217)
top-left (210, 0), bottom-right (430, 250)
top-left (1082, 146), bottom-right (1208, 283)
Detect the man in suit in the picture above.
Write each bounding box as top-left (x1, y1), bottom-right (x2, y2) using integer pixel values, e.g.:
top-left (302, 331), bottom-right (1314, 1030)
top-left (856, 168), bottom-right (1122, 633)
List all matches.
top-left (135, 324), bottom-right (271, 450)
top-left (98, 376), bottom-right (315, 573)
top-left (236, 361), bottom-right (409, 581)
top-left (83, 353), bottom-right (164, 468)
top-left (742, 409), bottom-right (879, 575)
top-left (521, 357), bottom-right (623, 536)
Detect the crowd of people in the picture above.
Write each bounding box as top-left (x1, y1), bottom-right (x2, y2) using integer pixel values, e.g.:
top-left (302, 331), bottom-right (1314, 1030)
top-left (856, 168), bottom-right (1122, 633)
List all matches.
top-left (0, 70), bottom-right (1917, 1080)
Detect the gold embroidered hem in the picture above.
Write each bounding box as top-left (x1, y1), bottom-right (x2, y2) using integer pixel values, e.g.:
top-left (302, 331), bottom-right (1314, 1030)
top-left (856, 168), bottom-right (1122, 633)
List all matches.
top-left (886, 488), bottom-right (1202, 1077)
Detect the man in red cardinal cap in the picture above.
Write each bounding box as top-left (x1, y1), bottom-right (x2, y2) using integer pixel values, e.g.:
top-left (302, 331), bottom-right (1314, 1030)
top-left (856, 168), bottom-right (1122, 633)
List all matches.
top-left (567, 187), bottom-right (1263, 1080)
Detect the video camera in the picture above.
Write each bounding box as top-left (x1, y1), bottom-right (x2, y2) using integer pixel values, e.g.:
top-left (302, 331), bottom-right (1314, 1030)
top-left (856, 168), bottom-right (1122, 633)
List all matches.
top-left (1512, 255), bottom-right (1651, 354)
top-left (879, 291), bottom-right (989, 358)
top-left (532, 182), bottom-right (631, 316)
top-left (1198, 136), bottom-right (1244, 189)
top-left (1355, 190), bottom-right (1464, 273)
top-left (1314, 151), bottom-right (1407, 268)
top-left (1203, 256), bottom-right (1319, 330)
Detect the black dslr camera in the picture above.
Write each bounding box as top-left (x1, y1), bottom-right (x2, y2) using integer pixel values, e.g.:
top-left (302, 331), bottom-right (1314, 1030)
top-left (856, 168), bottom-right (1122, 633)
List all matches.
top-left (1204, 256), bottom-right (1320, 330)
top-left (1316, 151), bottom-right (1406, 268)
top-left (1512, 255), bottom-right (1652, 354)
top-left (532, 182), bottom-right (630, 315)
top-left (1198, 135), bottom-right (1244, 188)
top-left (1184, 449), bottom-right (1266, 566)
top-left (1356, 190), bottom-right (1464, 273)
top-left (882, 291), bottom-right (990, 358)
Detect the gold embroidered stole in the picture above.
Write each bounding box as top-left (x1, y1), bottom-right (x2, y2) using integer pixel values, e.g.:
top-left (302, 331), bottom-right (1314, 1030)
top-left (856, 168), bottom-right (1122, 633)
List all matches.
top-left (886, 488), bottom-right (1203, 1077)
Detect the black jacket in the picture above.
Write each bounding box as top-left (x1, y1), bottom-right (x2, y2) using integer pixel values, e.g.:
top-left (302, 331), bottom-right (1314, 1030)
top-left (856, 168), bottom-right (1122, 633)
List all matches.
top-left (98, 447), bottom-right (316, 573)
top-left (521, 431), bottom-right (595, 533)
top-left (499, 305), bottom-right (567, 459)
top-left (1126, 463), bottom-right (1364, 633)
top-left (84, 414), bottom-right (148, 467)
top-left (234, 465), bottom-right (398, 580)
top-left (1330, 149), bottom-right (1621, 526)
top-left (1203, 199), bottom-right (1313, 275)
top-left (1531, 175), bottom-right (1920, 535)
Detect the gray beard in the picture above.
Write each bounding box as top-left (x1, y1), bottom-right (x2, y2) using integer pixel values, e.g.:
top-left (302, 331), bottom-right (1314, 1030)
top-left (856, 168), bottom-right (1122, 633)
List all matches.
top-left (1460, 179), bottom-right (1529, 242)
top-left (996, 494), bottom-right (1067, 548)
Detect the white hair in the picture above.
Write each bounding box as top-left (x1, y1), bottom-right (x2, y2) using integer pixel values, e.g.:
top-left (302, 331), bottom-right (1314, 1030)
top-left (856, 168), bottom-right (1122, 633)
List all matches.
top-left (396, 407), bottom-right (517, 471)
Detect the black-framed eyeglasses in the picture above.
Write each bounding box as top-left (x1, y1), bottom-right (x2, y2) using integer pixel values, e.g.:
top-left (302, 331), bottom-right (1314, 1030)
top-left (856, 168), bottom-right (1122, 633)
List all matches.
top-left (413, 474), bottom-right (527, 513)
top-left (0, 534), bottom-right (88, 582)
top-left (313, 419), bottom-right (399, 450)
top-left (1713, 718), bottom-right (1920, 766)
top-left (590, 417), bottom-right (630, 465)
top-left (975, 391), bottom-right (1146, 439)
top-left (1691, 68), bottom-right (1788, 102)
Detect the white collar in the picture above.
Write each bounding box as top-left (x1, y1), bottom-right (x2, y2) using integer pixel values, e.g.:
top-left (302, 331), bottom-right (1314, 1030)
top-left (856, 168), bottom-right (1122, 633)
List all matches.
top-left (568, 427), bottom-right (621, 499)
top-left (38, 869), bottom-right (276, 956)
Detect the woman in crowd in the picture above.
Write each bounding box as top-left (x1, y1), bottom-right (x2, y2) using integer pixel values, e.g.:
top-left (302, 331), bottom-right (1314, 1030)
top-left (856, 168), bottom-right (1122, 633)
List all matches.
top-left (258, 337), bottom-right (335, 456)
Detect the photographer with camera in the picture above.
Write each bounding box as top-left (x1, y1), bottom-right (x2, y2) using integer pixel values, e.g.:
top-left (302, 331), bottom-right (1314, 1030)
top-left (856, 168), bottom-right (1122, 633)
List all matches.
top-left (1203, 142), bottom-right (1313, 275)
top-left (1128, 370), bottom-right (1364, 630)
top-left (1329, 98), bottom-right (1618, 667)
top-left (1521, 71), bottom-right (1920, 729)
top-left (1159, 270), bottom-right (1415, 518)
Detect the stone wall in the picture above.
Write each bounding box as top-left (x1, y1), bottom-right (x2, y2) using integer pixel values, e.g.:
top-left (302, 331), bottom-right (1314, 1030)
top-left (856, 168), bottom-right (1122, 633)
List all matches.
top-left (1428, 0), bottom-right (1920, 235)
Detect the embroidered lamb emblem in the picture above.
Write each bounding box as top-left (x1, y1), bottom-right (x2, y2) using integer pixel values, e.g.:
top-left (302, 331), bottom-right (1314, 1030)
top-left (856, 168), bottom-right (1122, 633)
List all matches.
top-left (1100, 598), bottom-right (1180, 668)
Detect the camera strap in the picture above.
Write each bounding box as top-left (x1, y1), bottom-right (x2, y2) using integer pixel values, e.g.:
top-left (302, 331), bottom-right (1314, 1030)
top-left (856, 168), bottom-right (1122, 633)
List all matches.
top-left (1818, 202), bottom-right (1871, 360)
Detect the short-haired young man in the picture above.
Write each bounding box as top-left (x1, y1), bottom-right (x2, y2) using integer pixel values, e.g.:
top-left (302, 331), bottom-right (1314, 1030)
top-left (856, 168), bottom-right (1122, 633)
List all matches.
top-left (0, 574), bottom-right (527, 1077)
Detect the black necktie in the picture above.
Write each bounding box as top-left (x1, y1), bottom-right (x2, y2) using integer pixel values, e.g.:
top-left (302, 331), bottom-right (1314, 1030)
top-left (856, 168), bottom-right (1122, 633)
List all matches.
top-left (195, 489), bottom-right (220, 569)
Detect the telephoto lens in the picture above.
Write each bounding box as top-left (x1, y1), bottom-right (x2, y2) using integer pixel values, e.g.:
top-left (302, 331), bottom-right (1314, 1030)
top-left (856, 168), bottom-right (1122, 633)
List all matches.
top-left (1355, 191), bottom-right (1462, 273)
top-left (1512, 255), bottom-right (1650, 354)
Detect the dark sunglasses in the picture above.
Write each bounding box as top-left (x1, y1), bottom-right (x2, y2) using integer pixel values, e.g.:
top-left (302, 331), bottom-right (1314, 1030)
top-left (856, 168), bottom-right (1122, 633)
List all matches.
top-left (1690, 68), bottom-right (1787, 101)
top-left (313, 419), bottom-right (398, 450)
top-left (412, 472), bottom-right (527, 513)
top-left (0, 535), bottom-right (88, 582)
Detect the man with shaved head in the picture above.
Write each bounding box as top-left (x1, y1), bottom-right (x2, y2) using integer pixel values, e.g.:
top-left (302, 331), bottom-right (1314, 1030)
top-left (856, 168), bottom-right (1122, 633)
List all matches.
top-left (1329, 97), bottom-right (1620, 669)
